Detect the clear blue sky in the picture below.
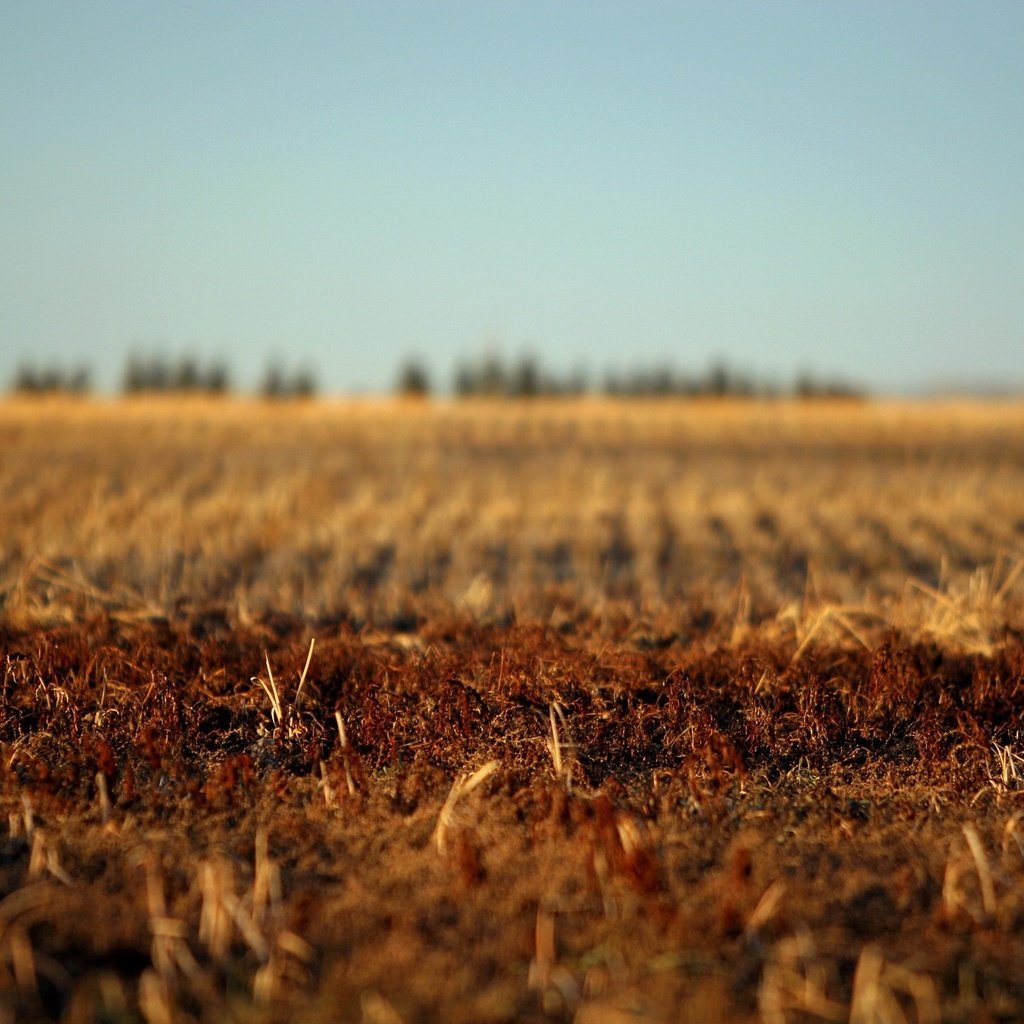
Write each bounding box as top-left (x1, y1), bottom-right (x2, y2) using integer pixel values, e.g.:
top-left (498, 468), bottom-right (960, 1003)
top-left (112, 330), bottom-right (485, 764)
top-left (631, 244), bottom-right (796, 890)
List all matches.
top-left (3, 2), bottom-right (1022, 394)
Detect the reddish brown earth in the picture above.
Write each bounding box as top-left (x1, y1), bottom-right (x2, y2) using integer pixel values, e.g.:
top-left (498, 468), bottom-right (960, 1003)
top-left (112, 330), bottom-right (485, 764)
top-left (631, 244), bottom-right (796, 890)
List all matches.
top-left (4, 613), bottom-right (1024, 1023)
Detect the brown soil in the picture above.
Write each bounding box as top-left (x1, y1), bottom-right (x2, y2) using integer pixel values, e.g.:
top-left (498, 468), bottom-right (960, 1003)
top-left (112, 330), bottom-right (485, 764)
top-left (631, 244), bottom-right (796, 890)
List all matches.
top-left (4, 615), bottom-right (1024, 1023)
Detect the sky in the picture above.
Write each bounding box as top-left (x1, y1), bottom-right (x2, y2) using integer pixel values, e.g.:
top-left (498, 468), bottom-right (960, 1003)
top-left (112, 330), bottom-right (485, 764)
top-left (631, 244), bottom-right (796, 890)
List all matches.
top-left (2, 1), bottom-right (1023, 395)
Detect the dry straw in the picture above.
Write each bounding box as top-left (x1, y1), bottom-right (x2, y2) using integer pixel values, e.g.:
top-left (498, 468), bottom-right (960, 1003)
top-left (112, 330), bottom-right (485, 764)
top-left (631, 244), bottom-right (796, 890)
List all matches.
top-left (546, 702), bottom-right (576, 790)
top-left (433, 760), bottom-right (500, 855)
top-left (255, 637), bottom-right (316, 735)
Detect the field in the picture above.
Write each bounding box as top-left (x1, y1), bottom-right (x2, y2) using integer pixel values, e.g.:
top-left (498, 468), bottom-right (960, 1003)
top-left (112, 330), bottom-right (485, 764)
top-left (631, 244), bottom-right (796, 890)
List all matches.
top-left (3, 396), bottom-right (1024, 1023)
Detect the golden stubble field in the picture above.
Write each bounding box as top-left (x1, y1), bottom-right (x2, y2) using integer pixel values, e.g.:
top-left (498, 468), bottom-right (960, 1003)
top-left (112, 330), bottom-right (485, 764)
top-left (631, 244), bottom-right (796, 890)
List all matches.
top-left (4, 396), bottom-right (1024, 641)
top-left (2, 396), bottom-right (1024, 1023)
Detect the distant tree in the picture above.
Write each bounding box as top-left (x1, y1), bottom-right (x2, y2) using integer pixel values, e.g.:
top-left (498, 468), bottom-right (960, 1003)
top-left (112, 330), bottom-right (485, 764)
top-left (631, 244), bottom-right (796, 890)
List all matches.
top-left (795, 371), bottom-right (864, 401)
top-left (291, 368), bottom-right (316, 398)
top-left (122, 354), bottom-right (147, 393)
top-left (205, 361), bottom-right (230, 394)
top-left (67, 366), bottom-right (92, 394)
top-left (449, 351), bottom-right (590, 399)
top-left (396, 358), bottom-right (431, 398)
top-left (706, 360), bottom-right (731, 397)
top-left (477, 353), bottom-right (507, 396)
top-left (453, 361), bottom-right (476, 397)
top-left (12, 364), bottom-right (38, 394)
top-left (262, 363), bottom-right (316, 399)
top-left (649, 364), bottom-right (675, 397)
top-left (261, 364), bottom-right (286, 399)
top-left (123, 354), bottom-right (171, 393)
top-left (11, 362), bottom-right (92, 395)
top-left (794, 372), bottom-right (818, 400)
top-left (173, 356), bottom-right (201, 392)
top-left (120, 353), bottom-right (232, 395)
top-left (512, 356), bottom-right (540, 398)
top-left (12, 363), bottom-right (40, 394)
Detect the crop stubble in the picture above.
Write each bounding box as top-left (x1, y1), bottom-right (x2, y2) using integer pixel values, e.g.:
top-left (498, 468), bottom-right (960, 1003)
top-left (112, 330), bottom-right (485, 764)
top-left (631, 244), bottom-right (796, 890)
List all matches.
top-left (2, 397), bottom-right (1024, 1023)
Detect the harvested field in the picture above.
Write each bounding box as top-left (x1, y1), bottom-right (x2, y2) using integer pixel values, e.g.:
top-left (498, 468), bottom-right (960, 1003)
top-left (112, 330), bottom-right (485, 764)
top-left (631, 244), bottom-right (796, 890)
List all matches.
top-left (3, 397), bottom-right (1024, 1023)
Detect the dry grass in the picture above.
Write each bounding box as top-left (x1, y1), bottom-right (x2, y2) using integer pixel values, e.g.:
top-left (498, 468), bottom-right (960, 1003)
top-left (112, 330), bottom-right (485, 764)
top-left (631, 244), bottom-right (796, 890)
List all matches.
top-left (2, 396), bottom-right (1023, 648)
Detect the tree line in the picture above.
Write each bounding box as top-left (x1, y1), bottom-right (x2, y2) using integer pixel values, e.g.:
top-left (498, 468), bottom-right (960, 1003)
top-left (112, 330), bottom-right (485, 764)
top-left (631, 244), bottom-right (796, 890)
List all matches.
top-left (8, 351), bottom-right (864, 401)
top-left (399, 353), bottom-right (864, 401)
top-left (9, 355), bottom-right (317, 399)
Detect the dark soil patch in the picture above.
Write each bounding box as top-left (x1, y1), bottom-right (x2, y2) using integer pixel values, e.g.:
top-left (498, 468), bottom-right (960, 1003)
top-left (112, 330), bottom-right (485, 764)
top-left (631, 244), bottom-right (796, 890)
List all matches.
top-left (3, 616), bottom-right (1024, 1022)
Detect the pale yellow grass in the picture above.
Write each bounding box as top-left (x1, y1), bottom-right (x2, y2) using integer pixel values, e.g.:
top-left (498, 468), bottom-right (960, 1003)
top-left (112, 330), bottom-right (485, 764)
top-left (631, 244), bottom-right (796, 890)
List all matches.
top-left (2, 395), bottom-right (1023, 651)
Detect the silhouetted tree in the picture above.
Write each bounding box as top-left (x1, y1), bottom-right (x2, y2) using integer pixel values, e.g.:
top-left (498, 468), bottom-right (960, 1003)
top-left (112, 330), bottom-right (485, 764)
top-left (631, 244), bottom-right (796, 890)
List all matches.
top-left (206, 361), bottom-right (230, 394)
top-left (122, 353), bottom-right (232, 395)
top-left (67, 366), bottom-right (92, 394)
top-left (11, 362), bottom-right (92, 395)
top-left (174, 357), bottom-right (201, 392)
top-left (291, 368), bottom-right (316, 398)
top-left (706, 360), bottom-right (731, 397)
top-left (453, 361), bottom-right (475, 397)
top-left (262, 363), bottom-right (316, 399)
top-left (477, 353), bottom-right (507, 396)
top-left (512, 356), bottom-right (540, 398)
top-left (261, 364), bottom-right (285, 399)
top-left (396, 358), bottom-right (431, 397)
